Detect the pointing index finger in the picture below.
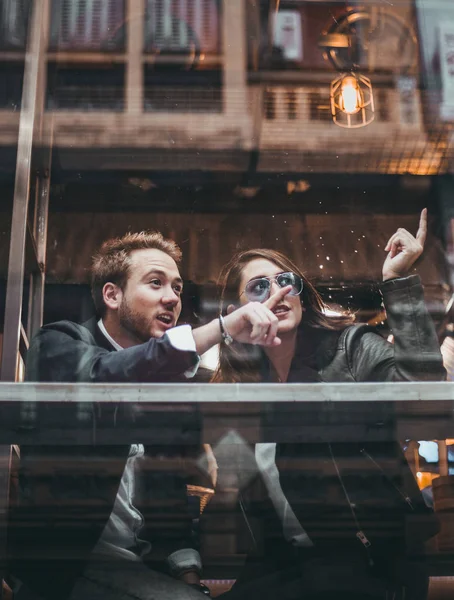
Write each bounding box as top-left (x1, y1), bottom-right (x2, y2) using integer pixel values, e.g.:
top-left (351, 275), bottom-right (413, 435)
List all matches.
top-left (264, 285), bottom-right (293, 311)
top-left (415, 208), bottom-right (427, 247)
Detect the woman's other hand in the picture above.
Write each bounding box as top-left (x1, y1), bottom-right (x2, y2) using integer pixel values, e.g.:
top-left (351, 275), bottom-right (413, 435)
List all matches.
top-left (382, 208), bottom-right (427, 281)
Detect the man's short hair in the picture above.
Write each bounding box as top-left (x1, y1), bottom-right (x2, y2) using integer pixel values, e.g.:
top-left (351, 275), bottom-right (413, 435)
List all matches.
top-left (91, 231), bottom-right (182, 317)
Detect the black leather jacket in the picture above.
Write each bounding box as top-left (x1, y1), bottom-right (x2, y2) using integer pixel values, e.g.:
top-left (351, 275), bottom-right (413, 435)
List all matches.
top-left (207, 275), bottom-right (446, 587)
top-left (262, 275), bottom-right (445, 385)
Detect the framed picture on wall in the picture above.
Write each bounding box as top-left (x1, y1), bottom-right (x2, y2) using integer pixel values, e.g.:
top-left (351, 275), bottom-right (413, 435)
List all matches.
top-left (272, 10), bottom-right (303, 62)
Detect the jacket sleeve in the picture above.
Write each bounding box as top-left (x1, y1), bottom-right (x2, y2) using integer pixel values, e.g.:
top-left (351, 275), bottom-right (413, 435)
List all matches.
top-left (25, 321), bottom-right (199, 383)
top-left (347, 275), bottom-right (446, 382)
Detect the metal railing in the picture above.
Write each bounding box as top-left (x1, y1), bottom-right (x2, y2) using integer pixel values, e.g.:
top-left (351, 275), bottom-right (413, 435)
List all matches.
top-left (0, 381), bottom-right (452, 445)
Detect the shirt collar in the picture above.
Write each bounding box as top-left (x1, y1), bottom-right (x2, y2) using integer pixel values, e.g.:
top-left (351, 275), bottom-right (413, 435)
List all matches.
top-left (97, 319), bottom-right (123, 351)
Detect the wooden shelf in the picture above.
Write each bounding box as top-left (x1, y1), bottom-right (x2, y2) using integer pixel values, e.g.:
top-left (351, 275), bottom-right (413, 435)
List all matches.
top-left (47, 52), bottom-right (126, 64)
top-left (143, 54), bottom-right (223, 66)
top-left (0, 52), bottom-right (26, 62)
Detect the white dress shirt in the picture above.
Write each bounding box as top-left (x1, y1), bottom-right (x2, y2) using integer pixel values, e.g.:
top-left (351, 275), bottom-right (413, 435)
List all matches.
top-left (255, 443), bottom-right (313, 548)
top-left (93, 321), bottom-right (202, 573)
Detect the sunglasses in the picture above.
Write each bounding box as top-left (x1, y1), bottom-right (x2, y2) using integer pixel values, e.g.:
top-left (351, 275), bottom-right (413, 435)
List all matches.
top-left (242, 272), bottom-right (304, 303)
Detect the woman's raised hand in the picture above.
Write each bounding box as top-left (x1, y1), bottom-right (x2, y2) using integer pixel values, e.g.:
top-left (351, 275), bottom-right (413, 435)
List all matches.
top-left (382, 208), bottom-right (427, 281)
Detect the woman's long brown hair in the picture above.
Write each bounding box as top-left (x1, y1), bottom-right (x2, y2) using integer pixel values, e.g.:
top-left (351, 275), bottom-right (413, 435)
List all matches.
top-left (212, 248), bottom-right (355, 383)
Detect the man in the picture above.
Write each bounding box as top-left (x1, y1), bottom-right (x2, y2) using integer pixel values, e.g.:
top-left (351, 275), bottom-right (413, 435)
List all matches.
top-left (9, 231), bottom-right (288, 600)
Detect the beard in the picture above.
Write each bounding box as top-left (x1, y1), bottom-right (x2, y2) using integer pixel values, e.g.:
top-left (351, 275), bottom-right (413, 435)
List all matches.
top-left (118, 298), bottom-right (157, 343)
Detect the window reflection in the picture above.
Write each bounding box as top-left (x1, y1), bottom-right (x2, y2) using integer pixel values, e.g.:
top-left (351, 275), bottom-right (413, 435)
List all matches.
top-left (0, 0), bottom-right (454, 599)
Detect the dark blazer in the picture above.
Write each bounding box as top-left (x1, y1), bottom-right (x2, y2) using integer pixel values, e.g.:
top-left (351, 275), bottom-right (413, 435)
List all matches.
top-left (25, 317), bottom-right (199, 383)
top-left (9, 318), bottom-right (203, 600)
top-left (207, 276), bottom-right (446, 592)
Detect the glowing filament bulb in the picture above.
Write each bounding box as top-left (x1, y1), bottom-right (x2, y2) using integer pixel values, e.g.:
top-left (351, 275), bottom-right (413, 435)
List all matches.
top-left (340, 76), bottom-right (362, 115)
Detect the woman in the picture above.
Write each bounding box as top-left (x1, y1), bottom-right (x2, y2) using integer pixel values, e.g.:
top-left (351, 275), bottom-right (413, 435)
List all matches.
top-left (212, 210), bottom-right (445, 600)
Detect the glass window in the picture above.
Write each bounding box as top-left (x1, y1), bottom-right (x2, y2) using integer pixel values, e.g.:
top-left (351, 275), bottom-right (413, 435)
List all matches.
top-left (0, 1), bottom-right (453, 599)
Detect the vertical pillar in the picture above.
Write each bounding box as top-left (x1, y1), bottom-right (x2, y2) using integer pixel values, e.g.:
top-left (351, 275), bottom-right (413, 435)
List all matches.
top-left (27, 170), bottom-right (50, 341)
top-left (126, 0), bottom-right (145, 115)
top-left (438, 440), bottom-right (449, 477)
top-left (0, 0), bottom-right (49, 595)
top-left (1, 0), bottom-right (48, 382)
top-left (27, 0), bottom-right (51, 343)
top-left (222, 0), bottom-right (248, 119)
top-left (0, 446), bottom-right (13, 600)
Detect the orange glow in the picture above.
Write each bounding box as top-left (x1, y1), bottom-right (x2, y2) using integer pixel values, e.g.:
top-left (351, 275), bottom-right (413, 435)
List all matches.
top-left (416, 471), bottom-right (439, 491)
top-left (339, 76), bottom-right (362, 115)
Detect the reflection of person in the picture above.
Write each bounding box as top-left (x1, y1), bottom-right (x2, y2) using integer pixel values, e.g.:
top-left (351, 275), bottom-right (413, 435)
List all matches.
top-left (212, 210), bottom-right (446, 600)
top-left (11, 231), bottom-right (289, 600)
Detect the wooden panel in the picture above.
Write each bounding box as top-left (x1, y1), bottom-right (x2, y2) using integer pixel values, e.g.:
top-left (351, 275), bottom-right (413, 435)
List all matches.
top-left (42, 211), bottom-right (448, 287)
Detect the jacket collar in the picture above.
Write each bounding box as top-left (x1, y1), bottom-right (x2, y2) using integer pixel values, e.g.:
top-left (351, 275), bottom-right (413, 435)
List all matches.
top-left (81, 317), bottom-right (117, 352)
top-left (260, 324), bottom-right (344, 383)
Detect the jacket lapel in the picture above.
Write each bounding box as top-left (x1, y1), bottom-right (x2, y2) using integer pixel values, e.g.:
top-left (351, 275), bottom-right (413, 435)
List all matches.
top-left (82, 317), bottom-right (117, 352)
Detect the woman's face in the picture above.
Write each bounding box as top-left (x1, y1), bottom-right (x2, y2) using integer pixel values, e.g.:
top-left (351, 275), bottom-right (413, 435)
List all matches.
top-left (238, 258), bottom-right (303, 335)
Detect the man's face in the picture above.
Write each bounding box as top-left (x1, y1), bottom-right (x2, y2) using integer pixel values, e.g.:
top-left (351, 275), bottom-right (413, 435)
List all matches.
top-left (118, 248), bottom-right (183, 343)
